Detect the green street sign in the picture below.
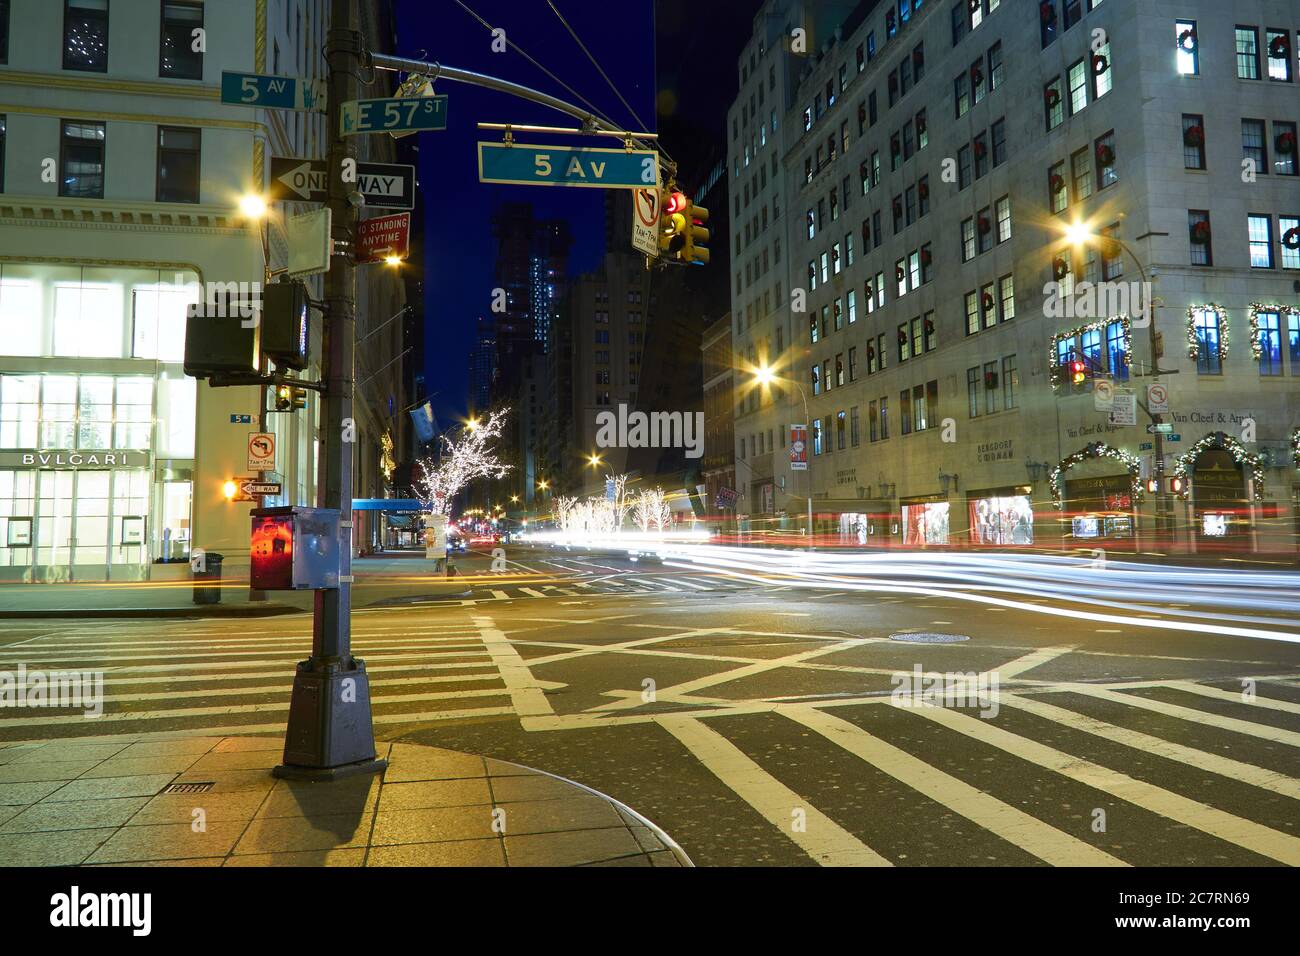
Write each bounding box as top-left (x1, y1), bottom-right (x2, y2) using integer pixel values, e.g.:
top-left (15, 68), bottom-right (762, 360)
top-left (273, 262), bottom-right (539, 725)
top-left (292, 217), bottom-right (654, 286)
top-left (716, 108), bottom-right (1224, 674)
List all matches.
top-left (341, 95), bottom-right (447, 136)
top-left (477, 142), bottom-right (659, 189)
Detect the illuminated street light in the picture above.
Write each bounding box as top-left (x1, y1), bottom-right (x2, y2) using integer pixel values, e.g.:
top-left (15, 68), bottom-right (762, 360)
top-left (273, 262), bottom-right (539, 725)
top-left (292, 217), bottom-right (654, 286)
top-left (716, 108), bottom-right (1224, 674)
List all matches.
top-left (239, 194), bottom-right (268, 219)
top-left (384, 255), bottom-right (402, 267)
top-left (587, 452), bottom-right (603, 468)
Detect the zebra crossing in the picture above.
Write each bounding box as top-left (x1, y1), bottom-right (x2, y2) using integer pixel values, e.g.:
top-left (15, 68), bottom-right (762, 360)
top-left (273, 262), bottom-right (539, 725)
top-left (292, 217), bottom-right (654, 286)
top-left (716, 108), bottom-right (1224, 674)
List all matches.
top-left (0, 610), bottom-right (520, 744)
top-left (438, 571), bottom-right (743, 604)
top-left (2, 607), bottom-right (1298, 867)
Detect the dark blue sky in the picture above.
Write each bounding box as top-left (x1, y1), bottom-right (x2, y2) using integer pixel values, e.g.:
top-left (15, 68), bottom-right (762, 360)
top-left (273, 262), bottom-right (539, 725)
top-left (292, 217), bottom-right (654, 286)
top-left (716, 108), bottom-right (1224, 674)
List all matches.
top-left (393, 0), bottom-right (657, 425)
top-left (392, 0), bottom-right (759, 427)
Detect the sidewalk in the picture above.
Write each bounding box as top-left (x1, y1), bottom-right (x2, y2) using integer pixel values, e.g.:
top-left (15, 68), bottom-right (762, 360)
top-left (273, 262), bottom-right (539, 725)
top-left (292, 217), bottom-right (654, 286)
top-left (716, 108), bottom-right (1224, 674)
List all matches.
top-left (0, 552), bottom-right (473, 619)
top-left (0, 736), bottom-right (691, 867)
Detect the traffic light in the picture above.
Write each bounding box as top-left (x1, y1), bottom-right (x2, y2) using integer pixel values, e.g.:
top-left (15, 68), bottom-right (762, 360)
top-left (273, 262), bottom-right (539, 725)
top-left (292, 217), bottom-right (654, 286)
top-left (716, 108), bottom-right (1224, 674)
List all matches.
top-left (659, 189), bottom-right (688, 258)
top-left (274, 383), bottom-right (308, 412)
top-left (184, 291), bottom-right (260, 379)
top-left (1166, 476), bottom-right (1185, 495)
top-left (683, 200), bottom-right (710, 265)
top-left (261, 281), bottom-right (311, 370)
top-left (1069, 359), bottom-right (1087, 386)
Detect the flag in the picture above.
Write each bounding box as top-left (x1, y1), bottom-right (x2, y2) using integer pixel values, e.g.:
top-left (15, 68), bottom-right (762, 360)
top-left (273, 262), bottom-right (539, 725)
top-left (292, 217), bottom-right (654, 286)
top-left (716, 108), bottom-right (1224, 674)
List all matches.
top-left (409, 402), bottom-right (436, 445)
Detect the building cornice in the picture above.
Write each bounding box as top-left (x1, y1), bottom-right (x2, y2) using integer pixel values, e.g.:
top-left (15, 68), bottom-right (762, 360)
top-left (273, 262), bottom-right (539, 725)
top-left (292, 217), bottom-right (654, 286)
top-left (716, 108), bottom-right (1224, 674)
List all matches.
top-left (0, 101), bottom-right (263, 133)
top-left (0, 68), bottom-right (217, 101)
top-left (0, 196), bottom-right (254, 237)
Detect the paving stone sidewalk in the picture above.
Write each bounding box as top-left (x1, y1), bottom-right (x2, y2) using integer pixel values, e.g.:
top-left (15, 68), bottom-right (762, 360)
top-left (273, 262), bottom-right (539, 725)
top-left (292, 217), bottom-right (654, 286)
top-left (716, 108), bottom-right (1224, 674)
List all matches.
top-left (0, 736), bottom-right (691, 867)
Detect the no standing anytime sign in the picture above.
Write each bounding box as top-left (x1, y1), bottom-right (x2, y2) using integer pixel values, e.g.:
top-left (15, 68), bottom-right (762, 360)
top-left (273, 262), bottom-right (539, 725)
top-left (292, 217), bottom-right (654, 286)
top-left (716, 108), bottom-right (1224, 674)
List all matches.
top-left (356, 212), bottom-right (411, 264)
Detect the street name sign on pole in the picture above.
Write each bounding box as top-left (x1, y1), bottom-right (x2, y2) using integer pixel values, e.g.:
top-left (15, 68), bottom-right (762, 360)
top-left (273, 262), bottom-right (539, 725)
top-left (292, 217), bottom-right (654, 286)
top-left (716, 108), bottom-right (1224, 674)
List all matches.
top-left (221, 71), bottom-right (327, 111)
top-left (478, 142), bottom-right (659, 189)
top-left (269, 157), bottom-right (416, 209)
top-left (631, 185), bottom-right (661, 257)
top-left (240, 479), bottom-right (283, 498)
top-left (1147, 423), bottom-right (1174, 434)
top-left (355, 212), bottom-right (411, 264)
top-left (341, 95), bottom-right (448, 136)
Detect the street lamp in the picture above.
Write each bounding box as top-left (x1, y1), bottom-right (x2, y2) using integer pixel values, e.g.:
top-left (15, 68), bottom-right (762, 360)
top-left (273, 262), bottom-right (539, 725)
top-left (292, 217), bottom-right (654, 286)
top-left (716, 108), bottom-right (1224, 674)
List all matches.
top-left (1061, 221), bottom-right (1175, 537)
top-left (238, 193), bottom-right (268, 220)
top-left (752, 364), bottom-right (814, 544)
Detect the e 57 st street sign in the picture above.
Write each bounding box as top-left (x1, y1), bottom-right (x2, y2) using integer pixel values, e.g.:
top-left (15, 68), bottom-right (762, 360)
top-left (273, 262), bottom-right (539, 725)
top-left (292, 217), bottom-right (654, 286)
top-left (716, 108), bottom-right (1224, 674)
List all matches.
top-left (269, 157), bottom-right (416, 209)
top-left (341, 95), bottom-right (448, 135)
top-left (478, 143), bottom-right (659, 189)
top-left (221, 71), bottom-right (327, 111)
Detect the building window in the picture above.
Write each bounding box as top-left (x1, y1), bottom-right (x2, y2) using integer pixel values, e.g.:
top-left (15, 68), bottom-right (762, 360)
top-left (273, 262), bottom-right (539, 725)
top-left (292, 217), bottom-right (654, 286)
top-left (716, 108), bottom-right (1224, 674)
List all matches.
top-left (965, 291), bottom-right (979, 335)
top-left (160, 2), bottom-right (203, 79)
top-left (1257, 311), bottom-right (1282, 375)
top-left (991, 118), bottom-right (1006, 166)
top-left (1002, 355), bottom-right (1018, 409)
top-left (64, 0), bottom-right (109, 73)
top-left (1093, 41), bottom-right (1112, 98)
top-left (999, 275), bottom-right (1015, 321)
top-left (1189, 210), bottom-right (1212, 266)
top-left (996, 196), bottom-right (1011, 242)
top-left (983, 361), bottom-right (1000, 414)
top-left (967, 367), bottom-right (980, 418)
top-left (1182, 113), bottom-right (1206, 169)
top-left (1266, 28), bottom-right (1292, 81)
top-left (1248, 215), bottom-right (1274, 268)
top-left (1067, 59), bottom-right (1087, 114)
top-left (1281, 215), bottom-right (1300, 270)
top-left (59, 120), bottom-right (106, 198)
top-left (1242, 119), bottom-right (1268, 174)
top-left (1045, 78), bottom-right (1064, 131)
top-left (1176, 20), bottom-right (1198, 75)
top-left (1041, 0), bottom-right (1057, 48)
top-left (0, 115), bottom-right (5, 194)
top-left (1095, 131), bottom-right (1117, 188)
top-left (1071, 147), bottom-right (1093, 201)
top-left (1275, 121), bottom-right (1297, 176)
top-left (0, 0), bottom-right (9, 65)
top-left (156, 126), bottom-right (200, 203)
top-left (1192, 309), bottom-right (1223, 374)
top-left (1236, 26), bottom-right (1260, 80)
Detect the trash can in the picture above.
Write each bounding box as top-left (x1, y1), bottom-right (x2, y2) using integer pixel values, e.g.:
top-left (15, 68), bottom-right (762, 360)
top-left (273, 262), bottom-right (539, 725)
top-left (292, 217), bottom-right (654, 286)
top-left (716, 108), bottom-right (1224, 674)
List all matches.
top-left (192, 552), bottom-right (224, 605)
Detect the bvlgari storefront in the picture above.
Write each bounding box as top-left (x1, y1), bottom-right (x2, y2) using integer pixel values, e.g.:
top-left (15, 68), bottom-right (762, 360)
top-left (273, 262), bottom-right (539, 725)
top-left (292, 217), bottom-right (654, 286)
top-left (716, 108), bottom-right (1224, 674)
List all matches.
top-left (0, 263), bottom-right (199, 581)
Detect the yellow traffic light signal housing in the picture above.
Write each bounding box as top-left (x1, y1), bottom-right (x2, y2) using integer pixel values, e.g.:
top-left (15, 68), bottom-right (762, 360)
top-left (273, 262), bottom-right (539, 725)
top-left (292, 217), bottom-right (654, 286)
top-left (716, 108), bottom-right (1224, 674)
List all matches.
top-left (659, 189), bottom-right (687, 258)
top-left (684, 201), bottom-right (710, 265)
top-left (274, 383), bottom-right (308, 412)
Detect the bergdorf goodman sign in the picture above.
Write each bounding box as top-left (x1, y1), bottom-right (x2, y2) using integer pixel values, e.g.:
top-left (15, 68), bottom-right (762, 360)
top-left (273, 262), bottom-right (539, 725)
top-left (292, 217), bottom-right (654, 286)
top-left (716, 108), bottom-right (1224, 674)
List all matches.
top-left (0, 451), bottom-right (149, 468)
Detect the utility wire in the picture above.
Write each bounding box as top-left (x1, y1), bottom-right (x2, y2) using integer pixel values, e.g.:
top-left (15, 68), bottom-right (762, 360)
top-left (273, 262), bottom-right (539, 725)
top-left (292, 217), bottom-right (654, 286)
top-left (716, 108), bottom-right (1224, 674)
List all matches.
top-left (544, 0), bottom-right (649, 134)
top-left (447, 0), bottom-right (623, 132)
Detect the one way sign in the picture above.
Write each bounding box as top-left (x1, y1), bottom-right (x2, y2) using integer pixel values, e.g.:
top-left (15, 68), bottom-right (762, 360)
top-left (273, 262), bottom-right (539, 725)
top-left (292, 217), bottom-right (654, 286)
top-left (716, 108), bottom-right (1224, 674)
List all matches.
top-left (268, 157), bottom-right (416, 210)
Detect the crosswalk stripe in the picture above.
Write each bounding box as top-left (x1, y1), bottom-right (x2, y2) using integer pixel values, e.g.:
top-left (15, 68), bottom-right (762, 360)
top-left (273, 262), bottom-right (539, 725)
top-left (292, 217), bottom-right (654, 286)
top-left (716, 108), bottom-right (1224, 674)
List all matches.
top-left (471, 615), bottom-right (555, 721)
top-left (1053, 685), bottom-right (1300, 747)
top-left (782, 706), bottom-right (1126, 866)
top-left (519, 587), bottom-right (547, 598)
top-left (659, 715), bottom-right (891, 866)
top-left (0, 688), bottom-right (514, 728)
top-left (1002, 693), bottom-right (1300, 800)
top-left (671, 578), bottom-right (714, 591)
top-left (903, 703), bottom-right (1300, 866)
top-left (0, 644), bottom-right (486, 666)
top-left (1161, 680), bottom-right (1300, 716)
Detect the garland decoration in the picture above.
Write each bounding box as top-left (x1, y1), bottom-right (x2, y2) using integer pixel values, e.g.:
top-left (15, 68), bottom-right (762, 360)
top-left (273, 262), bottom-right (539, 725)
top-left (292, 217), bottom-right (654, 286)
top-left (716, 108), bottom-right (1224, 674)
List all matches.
top-left (1185, 304), bottom-right (1228, 361)
top-left (1170, 432), bottom-right (1265, 502)
top-left (1248, 303), bottom-right (1300, 361)
top-left (1049, 442), bottom-right (1144, 509)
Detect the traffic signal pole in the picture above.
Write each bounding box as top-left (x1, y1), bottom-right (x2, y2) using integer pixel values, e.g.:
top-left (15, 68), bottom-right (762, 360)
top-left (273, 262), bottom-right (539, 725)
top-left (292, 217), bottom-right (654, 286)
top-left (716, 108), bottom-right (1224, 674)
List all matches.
top-left (274, 0), bottom-right (384, 781)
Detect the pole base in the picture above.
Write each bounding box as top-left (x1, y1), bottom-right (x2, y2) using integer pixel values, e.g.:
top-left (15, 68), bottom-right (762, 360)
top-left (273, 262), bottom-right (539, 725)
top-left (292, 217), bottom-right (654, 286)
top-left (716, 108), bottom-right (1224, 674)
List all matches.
top-left (272, 756), bottom-right (387, 782)
top-left (277, 657), bottom-right (383, 774)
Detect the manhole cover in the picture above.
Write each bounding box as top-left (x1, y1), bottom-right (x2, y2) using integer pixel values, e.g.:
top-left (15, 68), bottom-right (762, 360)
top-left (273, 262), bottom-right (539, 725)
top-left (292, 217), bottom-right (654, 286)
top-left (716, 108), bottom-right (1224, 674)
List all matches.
top-left (888, 632), bottom-right (970, 644)
top-left (162, 782), bottom-right (215, 794)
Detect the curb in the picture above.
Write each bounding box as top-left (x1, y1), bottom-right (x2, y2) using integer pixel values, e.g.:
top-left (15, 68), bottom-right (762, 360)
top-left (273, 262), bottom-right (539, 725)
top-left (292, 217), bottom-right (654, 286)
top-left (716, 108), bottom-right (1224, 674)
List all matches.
top-left (0, 604), bottom-right (304, 620)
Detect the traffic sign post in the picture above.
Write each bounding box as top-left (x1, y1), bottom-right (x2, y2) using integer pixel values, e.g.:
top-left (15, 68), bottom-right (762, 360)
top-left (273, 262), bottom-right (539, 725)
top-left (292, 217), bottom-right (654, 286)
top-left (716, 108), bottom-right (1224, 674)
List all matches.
top-left (478, 142), bottom-right (659, 189)
top-left (341, 95), bottom-right (447, 136)
top-left (269, 157), bottom-right (416, 209)
top-left (221, 71), bottom-right (327, 111)
top-left (355, 212), bottom-right (411, 264)
top-left (631, 186), bottom-right (661, 257)
top-left (247, 432), bottom-right (277, 471)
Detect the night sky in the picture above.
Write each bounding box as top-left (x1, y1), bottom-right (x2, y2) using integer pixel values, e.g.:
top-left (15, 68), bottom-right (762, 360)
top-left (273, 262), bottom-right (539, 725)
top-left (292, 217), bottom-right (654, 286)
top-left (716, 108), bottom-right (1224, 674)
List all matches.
top-left (393, 0), bottom-right (760, 426)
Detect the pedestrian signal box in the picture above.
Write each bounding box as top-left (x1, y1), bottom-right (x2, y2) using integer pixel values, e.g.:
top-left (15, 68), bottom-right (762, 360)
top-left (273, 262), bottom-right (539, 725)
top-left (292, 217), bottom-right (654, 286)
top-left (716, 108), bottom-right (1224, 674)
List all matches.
top-left (250, 506), bottom-right (342, 590)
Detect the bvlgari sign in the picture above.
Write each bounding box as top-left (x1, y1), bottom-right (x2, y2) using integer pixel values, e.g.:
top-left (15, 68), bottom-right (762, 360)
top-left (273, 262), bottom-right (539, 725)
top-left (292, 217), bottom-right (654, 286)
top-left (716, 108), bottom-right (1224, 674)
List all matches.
top-left (0, 450), bottom-right (149, 469)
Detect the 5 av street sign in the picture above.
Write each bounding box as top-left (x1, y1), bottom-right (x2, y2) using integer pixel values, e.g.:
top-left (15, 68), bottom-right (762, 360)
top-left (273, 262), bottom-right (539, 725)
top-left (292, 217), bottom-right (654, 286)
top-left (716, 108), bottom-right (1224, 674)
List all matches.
top-left (269, 157), bottom-right (416, 209)
top-left (341, 95), bottom-right (448, 136)
top-left (478, 143), bottom-right (659, 189)
top-left (221, 71), bottom-right (327, 112)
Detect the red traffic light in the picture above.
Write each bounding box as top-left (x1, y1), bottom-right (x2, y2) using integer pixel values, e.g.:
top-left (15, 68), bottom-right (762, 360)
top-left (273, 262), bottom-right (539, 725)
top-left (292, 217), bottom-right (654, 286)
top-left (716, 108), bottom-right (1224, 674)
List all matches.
top-left (1069, 360), bottom-right (1087, 384)
top-left (664, 191), bottom-right (687, 215)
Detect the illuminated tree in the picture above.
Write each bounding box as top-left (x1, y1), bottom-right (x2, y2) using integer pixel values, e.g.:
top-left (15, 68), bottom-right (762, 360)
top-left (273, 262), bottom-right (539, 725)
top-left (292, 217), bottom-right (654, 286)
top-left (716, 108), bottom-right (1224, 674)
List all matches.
top-left (415, 409), bottom-right (512, 516)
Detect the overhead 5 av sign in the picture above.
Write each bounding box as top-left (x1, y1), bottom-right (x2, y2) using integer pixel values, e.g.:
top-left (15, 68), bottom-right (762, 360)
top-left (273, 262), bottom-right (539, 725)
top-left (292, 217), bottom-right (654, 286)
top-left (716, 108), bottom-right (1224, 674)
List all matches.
top-left (478, 143), bottom-right (659, 189)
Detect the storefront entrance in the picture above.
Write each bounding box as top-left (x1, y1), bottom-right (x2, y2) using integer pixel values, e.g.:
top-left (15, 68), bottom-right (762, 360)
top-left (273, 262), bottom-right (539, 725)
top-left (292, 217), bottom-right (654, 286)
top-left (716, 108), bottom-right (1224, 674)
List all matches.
top-left (1063, 473), bottom-right (1135, 542)
top-left (1192, 448), bottom-right (1248, 544)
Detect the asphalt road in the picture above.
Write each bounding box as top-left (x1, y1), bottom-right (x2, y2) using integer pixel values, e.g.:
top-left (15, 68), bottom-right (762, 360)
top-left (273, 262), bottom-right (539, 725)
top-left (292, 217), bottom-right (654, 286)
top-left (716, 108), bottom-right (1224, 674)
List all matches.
top-left (2, 544), bottom-right (1298, 866)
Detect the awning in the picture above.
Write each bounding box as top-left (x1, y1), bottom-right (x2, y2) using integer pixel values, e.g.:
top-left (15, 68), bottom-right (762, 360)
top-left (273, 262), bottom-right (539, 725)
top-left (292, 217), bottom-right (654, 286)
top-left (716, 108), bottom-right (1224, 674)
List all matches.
top-left (352, 498), bottom-right (425, 512)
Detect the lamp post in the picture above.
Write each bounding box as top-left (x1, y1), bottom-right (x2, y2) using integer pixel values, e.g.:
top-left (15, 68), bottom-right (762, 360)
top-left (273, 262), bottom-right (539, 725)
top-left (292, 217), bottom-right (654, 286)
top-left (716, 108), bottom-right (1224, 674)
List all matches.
top-left (753, 366), bottom-right (814, 545)
top-left (1063, 224), bottom-right (1176, 540)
